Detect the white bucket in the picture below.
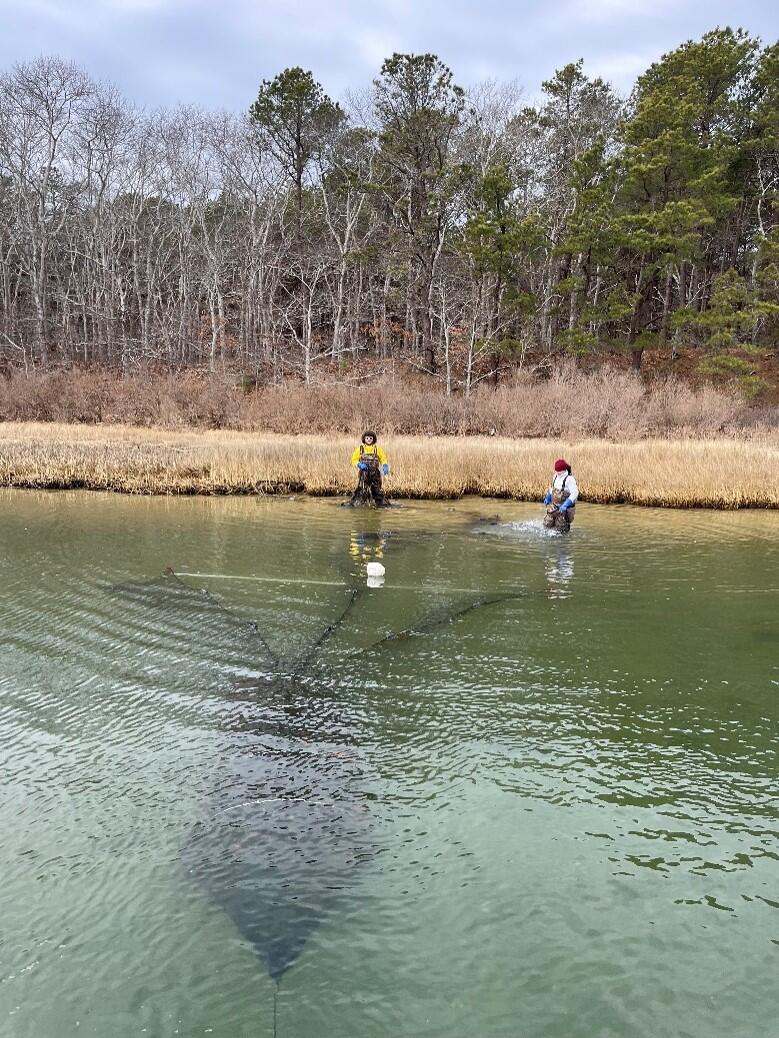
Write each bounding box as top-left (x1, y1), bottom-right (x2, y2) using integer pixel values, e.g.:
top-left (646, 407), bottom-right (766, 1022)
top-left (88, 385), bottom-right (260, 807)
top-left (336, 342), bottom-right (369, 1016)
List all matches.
top-left (366, 562), bottom-right (385, 578)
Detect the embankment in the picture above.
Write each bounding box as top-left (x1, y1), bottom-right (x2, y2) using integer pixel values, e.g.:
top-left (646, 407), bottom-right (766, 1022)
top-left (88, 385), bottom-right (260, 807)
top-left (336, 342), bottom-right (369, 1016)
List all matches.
top-left (1, 424), bottom-right (777, 508)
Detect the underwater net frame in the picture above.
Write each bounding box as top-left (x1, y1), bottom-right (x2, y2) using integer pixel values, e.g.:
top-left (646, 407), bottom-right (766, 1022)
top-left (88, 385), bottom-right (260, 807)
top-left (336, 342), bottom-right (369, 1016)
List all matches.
top-left (159, 566), bottom-right (527, 671)
top-left (109, 564), bottom-right (528, 1036)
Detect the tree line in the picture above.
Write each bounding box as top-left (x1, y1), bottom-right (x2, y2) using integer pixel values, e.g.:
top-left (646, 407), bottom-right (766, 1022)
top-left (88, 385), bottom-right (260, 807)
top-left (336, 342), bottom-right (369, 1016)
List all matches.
top-left (0, 28), bottom-right (776, 392)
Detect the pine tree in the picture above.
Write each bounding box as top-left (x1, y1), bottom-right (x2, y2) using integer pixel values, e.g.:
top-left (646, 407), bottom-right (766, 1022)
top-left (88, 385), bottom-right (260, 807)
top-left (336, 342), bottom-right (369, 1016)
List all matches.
top-left (250, 67), bottom-right (343, 225)
top-left (571, 29), bottom-right (760, 370)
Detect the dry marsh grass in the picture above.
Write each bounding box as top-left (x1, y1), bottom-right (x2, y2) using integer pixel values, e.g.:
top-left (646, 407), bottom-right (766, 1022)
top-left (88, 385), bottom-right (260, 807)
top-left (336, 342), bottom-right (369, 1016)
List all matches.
top-left (0, 423), bottom-right (777, 508)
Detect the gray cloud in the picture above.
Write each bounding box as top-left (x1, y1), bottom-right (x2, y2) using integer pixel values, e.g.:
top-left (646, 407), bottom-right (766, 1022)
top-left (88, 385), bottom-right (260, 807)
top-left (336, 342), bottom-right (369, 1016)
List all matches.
top-left (1, 0), bottom-right (776, 110)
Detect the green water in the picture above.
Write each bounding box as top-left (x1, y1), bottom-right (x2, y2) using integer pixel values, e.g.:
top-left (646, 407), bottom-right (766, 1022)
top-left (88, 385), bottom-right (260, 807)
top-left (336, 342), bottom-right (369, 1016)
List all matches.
top-left (0, 490), bottom-right (777, 1038)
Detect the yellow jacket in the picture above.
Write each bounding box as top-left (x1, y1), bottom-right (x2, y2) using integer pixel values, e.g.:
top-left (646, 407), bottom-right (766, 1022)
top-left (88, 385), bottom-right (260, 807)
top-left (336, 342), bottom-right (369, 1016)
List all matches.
top-left (351, 443), bottom-right (388, 467)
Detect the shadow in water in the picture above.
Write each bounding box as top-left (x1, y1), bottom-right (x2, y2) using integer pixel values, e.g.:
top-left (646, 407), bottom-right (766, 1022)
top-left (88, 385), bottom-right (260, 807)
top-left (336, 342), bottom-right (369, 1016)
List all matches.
top-left (182, 670), bottom-right (374, 985)
top-left (110, 563), bottom-right (524, 1004)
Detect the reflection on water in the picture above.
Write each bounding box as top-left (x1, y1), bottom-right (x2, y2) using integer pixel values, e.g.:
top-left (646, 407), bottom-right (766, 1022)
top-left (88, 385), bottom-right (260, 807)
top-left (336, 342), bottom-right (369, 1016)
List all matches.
top-left (0, 490), bottom-right (777, 1038)
top-left (545, 544), bottom-right (574, 598)
top-left (349, 527), bottom-right (389, 566)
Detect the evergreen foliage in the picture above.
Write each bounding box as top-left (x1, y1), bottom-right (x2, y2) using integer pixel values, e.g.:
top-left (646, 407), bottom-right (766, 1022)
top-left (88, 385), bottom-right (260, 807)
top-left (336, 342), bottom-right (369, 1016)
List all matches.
top-left (0, 32), bottom-right (776, 394)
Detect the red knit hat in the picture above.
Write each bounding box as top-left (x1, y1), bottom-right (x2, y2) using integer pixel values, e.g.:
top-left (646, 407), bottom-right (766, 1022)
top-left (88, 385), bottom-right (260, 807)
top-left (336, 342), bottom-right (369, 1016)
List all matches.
top-left (554, 458), bottom-right (569, 472)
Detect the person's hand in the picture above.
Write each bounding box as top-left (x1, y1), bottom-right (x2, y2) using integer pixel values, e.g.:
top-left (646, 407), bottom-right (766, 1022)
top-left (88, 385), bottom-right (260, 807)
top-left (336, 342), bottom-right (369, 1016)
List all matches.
top-left (543, 492), bottom-right (552, 505)
top-left (357, 461), bottom-right (368, 471)
top-left (382, 464), bottom-right (390, 475)
top-left (559, 498), bottom-right (572, 511)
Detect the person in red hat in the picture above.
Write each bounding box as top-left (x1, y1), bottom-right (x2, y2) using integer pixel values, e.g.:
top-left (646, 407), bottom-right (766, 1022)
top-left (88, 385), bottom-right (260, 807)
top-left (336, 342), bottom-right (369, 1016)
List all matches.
top-left (543, 458), bottom-right (578, 531)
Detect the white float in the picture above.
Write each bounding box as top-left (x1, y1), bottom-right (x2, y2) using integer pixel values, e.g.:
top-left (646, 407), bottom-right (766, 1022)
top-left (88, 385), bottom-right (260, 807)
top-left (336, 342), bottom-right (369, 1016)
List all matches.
top-left (366, 561), bottom-right (385, 588)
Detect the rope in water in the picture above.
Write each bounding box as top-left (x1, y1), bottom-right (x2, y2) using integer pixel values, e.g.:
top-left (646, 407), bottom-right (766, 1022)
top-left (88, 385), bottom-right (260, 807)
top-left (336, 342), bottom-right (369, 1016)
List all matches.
top-left (167, 568), bottom-right (529, 673)
top-left (174, 571), bottom-right (502, 595)
top-left (163, 568), bottom-right (366, 677)
top-left (163, 567), bottom-right (280, 667)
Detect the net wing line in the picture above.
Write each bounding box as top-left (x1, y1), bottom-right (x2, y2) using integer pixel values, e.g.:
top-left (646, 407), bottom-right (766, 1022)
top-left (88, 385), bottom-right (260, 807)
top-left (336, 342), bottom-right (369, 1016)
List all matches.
top-left (288, 586), bottom-right (364, 678)
top-left (165, 569), bottom-right (365, 678)
top-left (162, 568), bottom-right (281, 669)
top-left (341, 592), bottom-right (527, 659)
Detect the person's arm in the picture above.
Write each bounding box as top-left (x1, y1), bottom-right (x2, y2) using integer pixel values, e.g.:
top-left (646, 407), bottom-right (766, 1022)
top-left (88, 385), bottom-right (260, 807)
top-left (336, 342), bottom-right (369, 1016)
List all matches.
top-left (377, 447), bottom-right (388, 466)
top-left (543, 481), bottom-right (552, 505)
top-left (351, 447), bottom-right (361, 467)
top-left (558, 475), bottom-right (578, 511)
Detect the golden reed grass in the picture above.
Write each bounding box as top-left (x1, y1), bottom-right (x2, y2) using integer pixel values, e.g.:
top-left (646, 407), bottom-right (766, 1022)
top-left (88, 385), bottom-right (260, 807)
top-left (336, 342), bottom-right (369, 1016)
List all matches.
top-left (0, 423), bottom-right (777, 508)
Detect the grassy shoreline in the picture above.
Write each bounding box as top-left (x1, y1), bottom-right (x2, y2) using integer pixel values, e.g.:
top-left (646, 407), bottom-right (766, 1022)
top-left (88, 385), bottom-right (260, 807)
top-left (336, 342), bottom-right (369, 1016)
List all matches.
top-left (1, 423), bottom-right (777, 508)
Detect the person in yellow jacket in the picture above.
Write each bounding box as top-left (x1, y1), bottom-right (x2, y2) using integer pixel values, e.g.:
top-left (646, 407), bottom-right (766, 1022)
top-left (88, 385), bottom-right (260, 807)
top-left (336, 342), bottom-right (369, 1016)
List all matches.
top-left (349, 430), bottom-right (390, 506)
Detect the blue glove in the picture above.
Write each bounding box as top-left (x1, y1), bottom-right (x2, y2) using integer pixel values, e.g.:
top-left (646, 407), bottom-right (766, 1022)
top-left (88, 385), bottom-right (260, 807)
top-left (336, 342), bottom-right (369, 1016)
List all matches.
top-left (543, 492), bottom-right (552, 505)
top-left (558, 498), bottom-right (572, 511)
top-left (382, 464), bottom-right (389, 475)
top-left (357, 461), bottom-right (368, 471)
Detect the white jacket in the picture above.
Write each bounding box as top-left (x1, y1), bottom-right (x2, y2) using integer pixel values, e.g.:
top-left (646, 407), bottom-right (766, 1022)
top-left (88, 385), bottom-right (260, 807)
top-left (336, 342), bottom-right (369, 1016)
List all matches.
top-left (550, 471), bottom-right (578, 503)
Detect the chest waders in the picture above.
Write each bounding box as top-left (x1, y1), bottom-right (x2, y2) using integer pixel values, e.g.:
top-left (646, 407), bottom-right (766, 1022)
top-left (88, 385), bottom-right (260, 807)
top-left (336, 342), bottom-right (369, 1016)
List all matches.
top-left (543, 474), bottom-right (575, 532)
top-left (349, 445), bottom-right (387, 508)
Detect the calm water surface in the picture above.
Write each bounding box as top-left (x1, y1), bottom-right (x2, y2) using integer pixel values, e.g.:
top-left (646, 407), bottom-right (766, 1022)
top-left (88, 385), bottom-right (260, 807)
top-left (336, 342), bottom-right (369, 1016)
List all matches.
top-left (0, 490), bottom-right (777, 1038)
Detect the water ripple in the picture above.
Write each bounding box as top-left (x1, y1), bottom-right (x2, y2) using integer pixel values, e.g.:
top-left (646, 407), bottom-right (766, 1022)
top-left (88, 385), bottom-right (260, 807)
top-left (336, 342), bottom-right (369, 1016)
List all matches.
top-left (0, 492), bottom-right (777, 1037)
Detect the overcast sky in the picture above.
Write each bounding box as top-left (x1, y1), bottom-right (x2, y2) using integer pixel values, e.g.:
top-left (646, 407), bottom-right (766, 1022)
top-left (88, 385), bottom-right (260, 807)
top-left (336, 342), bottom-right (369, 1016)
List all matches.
top-left (1, 0), bottom-right (776, 110)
